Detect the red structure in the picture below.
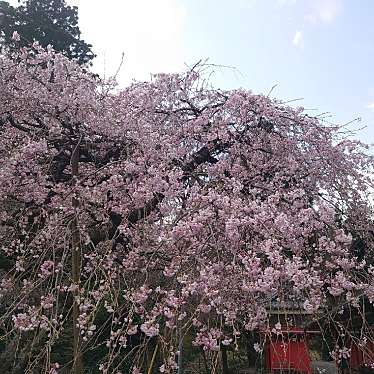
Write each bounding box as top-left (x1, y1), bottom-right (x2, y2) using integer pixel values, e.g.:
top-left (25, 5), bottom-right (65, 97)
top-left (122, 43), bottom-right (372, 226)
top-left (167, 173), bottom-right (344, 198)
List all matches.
top-left (266, 327), bottom-right (312, 374)
top-left (265, 327), bottom-right (374, 373)
top-left (350, 341), bottom-right (374, 369)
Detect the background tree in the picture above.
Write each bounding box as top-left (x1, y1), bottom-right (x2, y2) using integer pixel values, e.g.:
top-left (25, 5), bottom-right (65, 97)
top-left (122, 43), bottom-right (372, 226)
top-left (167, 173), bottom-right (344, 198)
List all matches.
top-left (0, 0), bottom-right (95, 64)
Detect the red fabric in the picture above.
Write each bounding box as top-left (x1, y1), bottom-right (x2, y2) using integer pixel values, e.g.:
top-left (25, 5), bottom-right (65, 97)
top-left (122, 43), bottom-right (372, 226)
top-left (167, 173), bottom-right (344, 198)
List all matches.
top-left (267, 340), bottom-right (312, 374)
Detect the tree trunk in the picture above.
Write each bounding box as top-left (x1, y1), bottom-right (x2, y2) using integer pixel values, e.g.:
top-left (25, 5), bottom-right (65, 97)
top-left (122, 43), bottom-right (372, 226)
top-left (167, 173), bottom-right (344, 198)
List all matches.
top-left (246, 332), bottom-right (257, 370)
top-left (177, 335), bottom-right (183, 374)
top-left (221, 345), bottom-right (229, 374)
top-left (147, 341), bottom-right (159, 374)
top-left (71, 139), bottom-right (83, 374)
top-left (200, 347), bottom-right (210, 374)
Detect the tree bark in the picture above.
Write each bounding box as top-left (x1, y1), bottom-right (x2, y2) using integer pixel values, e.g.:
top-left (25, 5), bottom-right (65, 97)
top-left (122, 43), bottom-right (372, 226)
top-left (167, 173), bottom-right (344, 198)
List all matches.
top-left (71, 139), bottom-right (83, 374)
top-left (221, 345), bottom-right (229, 374)
top-left (200, 347), bottom-right (210, 374)
top-left (177, 335), bottom-right (183, 374)
top-left (146, 341), bottom-right (159, 374)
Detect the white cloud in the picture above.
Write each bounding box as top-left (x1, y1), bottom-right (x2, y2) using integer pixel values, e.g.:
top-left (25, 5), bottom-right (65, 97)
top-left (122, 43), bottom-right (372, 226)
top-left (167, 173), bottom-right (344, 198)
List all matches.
top-left (67, 0), bottom-right (187, 86)
top-left (306, 0), bottom-right (341, 24)
top-left (277, 0), bottom-right (297, 6)
top-left (239, 0), bottom-right (257, 9)
top-left (292, 30), bottom-right (303, 48)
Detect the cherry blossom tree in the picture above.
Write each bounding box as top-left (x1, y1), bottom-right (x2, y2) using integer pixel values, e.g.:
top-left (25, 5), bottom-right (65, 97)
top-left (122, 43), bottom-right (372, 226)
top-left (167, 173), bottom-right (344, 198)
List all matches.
top-left (0, 38), bottom-right (373, 373)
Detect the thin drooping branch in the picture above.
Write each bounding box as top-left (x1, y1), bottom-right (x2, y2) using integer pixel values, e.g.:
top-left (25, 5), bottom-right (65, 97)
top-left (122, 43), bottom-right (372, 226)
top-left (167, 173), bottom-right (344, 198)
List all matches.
top-left (1, 45), bottom-right (373, 373)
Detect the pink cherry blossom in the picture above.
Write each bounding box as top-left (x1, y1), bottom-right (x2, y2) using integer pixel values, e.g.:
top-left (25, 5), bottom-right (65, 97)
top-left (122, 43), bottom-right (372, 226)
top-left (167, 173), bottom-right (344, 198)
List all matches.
top-left (0, 42), bottom-right (373, 372)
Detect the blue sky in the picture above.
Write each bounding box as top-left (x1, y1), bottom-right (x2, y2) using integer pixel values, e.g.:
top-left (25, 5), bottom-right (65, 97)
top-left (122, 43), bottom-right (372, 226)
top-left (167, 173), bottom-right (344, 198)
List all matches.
top-left (9, 0), bottom-right (374, 143)
top-left (179, 0), bottom-right (374, 144)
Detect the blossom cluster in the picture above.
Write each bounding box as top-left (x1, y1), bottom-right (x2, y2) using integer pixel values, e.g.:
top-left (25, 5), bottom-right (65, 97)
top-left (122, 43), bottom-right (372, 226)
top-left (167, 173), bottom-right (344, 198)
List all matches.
top-left (0, 43), bottom-right (373, 372)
